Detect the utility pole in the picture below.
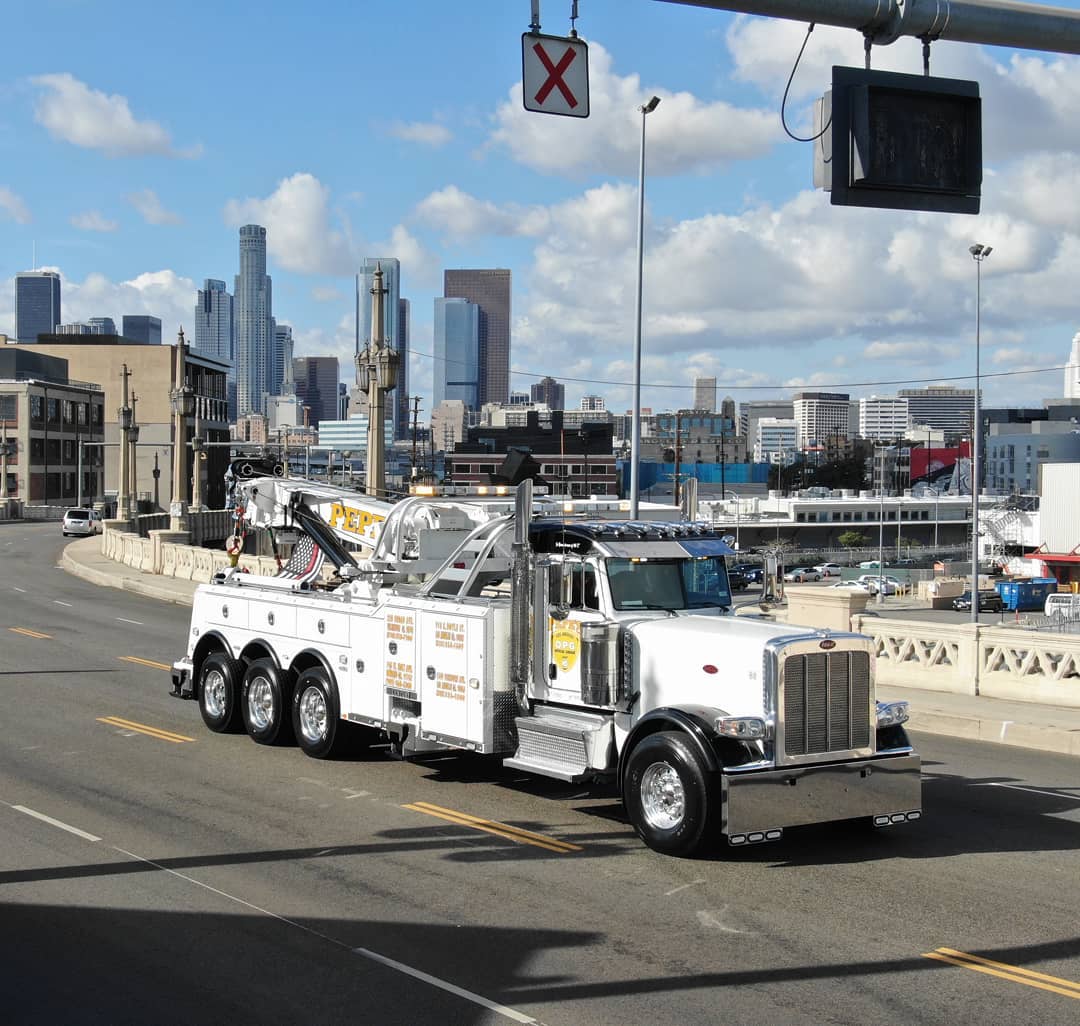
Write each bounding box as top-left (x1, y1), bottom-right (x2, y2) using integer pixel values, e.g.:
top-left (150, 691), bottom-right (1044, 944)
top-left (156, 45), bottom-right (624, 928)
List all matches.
top-left (117, 364), bottom-right (132, 522)
top-left (410, 395), bottom-right (421, 480)
top-left (128, 392), bottom-right (139, 513)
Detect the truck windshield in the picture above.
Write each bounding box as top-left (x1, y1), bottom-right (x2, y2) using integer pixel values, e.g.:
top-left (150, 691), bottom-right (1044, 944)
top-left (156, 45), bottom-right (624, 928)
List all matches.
top-left (606, 556), bottom-right (732, 611)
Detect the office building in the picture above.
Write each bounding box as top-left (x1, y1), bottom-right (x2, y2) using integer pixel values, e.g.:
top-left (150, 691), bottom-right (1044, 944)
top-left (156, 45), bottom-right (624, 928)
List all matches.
top-left (859, 395), bottom-right (910, 441)
top-left (720, 396), bottom-right (736, 421)
top-left (580, 395), bottom-right (606, 412)
top-left (755, 418), bottom-right (798, 464)
top-left (1065, 332), bottom-right (1080, 400)
top-left (15, 271), bottom-right (62, 343)
top-left (292, 356), bottom-right (338, 428)
top-left (33, 337), bottom-right (230, 510)
top-left (397, 297), bottom-right (410, 440)
top-left (121, 315), bottom-right (162, 345)
top-left (194, 279), bottom-right (236, 419)
top-left (693, 376), bottom-right (717, 412)
top-left (739, 399), bottom-right (794, 446)
top-left (898, 385), bottom-right (977, 439)
top-left (433, 297), bottom-right (480, 410)
top-left (235, 225), bottom-right (273, 416)
top-left (793, 392), bottom-right (853, 449)
top-left (55, 322), bottom-right (97, 335)
top-left (444, 268), bottom-right (511, 406)
top-left (530, 376), bottom-right (564, 410)
top-left (0, 348), bottom-right (106, 504)
top-left (271, 323), bottom-right (294, 399)
top-left (89, 317), bottom-right (117, 335)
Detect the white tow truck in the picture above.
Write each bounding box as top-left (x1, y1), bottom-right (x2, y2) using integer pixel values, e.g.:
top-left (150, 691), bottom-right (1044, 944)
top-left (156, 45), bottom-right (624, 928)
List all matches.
top-left (171, 478), bottom-right (920, 856)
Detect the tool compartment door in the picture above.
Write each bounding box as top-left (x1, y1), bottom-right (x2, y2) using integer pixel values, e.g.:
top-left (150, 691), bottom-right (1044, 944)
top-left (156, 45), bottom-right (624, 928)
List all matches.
top-left (418, 608), bottom-right (492, 750)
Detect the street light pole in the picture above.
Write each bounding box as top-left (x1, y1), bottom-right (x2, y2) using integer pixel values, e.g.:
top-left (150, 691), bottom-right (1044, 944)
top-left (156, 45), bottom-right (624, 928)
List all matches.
top-left (878, 447), bottom-right (886, 603)
top-left (629, 95), bottom-right (661, 519)
top-left (969, 243), bottom-right (992, 623)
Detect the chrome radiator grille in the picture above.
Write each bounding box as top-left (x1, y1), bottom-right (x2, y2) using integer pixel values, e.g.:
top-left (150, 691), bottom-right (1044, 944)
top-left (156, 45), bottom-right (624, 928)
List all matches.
top-left (782, 651), bottom-right (871, 758)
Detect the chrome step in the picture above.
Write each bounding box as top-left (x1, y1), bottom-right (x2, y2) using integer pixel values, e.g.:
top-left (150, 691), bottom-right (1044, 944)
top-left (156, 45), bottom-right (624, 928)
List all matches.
top-left (504, 708), bottom-right (613, 783)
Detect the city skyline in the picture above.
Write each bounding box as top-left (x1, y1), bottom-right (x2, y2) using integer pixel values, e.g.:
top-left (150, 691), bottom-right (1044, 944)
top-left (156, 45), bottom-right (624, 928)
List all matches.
top-left (3, 1), bottom-right (1080, 420)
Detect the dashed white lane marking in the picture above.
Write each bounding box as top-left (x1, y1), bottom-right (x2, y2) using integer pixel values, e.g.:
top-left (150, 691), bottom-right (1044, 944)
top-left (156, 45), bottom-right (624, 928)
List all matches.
top-left (116, 617), bottom-right (144, 625)
top-left (13, 805), bottom-right (102, 842)
top-left (54, 600), bottom-right (73, 607)
top-left (5, 800), bottom-right (539, 1023)
top-left (696, 907), bottom-right (744, 933)
top-left (665, 878), bottom-right (705, 897)
top-left (982, 781), bottom-right (1079, 801)
top-left (13, 586), bottom-right (26, 593)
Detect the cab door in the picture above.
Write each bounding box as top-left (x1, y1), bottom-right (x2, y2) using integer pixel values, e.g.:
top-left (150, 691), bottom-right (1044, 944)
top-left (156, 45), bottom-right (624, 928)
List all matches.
top-left (537, 557), bottom-right (606, 706)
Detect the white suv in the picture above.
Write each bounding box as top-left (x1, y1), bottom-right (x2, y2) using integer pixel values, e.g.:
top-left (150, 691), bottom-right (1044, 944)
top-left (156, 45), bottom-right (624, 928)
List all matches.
top-left (62, 508), bottom-right (102, 537)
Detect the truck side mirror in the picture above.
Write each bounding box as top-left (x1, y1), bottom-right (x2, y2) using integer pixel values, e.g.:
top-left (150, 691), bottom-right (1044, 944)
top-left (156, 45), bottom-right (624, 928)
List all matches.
top-left (546, 560), bottom-right (570, 621)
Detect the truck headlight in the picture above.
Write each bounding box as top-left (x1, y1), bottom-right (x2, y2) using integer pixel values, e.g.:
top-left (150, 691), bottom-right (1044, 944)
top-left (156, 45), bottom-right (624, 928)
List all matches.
top-left (876, 701), bottom-right (910, 727)
top-left (716, 716), bottom-right (769, 740)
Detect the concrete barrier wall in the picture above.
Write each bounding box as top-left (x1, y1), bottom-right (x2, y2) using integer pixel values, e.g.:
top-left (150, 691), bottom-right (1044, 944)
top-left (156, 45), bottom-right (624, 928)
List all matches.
top-left (853, 614), bottom-right (1080, 708)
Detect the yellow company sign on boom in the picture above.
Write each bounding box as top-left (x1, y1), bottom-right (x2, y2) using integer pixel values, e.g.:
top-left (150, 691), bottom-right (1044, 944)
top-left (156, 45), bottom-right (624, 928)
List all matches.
top-left (325, 502), bottom-right (386, 541)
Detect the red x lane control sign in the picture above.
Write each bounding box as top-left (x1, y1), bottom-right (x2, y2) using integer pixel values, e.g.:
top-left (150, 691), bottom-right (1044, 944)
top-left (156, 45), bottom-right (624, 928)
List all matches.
top-left (522, 32), bottom-right (589, 118)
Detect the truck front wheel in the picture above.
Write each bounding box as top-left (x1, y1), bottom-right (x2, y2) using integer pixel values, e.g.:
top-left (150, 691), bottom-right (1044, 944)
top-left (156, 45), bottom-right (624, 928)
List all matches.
top-left (241, 658), bottom-right (294, 746)
top-left (623, 731), bottom-right (713, 857)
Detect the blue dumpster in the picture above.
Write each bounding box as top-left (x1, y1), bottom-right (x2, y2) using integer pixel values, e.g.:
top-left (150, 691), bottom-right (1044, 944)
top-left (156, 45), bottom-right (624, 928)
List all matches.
top-left (996, 578), bottom-right (1058, 611)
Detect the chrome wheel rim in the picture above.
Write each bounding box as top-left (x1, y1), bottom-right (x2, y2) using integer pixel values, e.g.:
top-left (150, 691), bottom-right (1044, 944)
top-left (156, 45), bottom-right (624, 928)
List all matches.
top-left (247, 675), bottom-right (274, 730)
top-left (640, 761), bottom-right (685, 831)
top-left (298, 684), bottom-right (328, 744)
top-left (203, 668), bottom-right (226, 718)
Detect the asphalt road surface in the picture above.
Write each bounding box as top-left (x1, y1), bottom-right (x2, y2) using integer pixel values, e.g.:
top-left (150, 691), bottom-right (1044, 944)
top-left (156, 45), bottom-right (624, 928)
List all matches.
top-left (2, 523), bottom-right (1078, 1025)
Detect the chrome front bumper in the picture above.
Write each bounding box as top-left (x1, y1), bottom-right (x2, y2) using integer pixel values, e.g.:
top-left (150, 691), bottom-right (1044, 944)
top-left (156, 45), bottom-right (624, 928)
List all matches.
top-left (170, 657), bottom-right (194, 699)
top-left (722, 753), bottom-right (921, 836)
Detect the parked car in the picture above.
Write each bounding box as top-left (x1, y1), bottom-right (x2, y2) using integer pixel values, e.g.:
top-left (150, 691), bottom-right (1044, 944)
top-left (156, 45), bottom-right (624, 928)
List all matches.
top-left (731, 564), bottom-right (763, 584)
top-left (727, 570), bottom-right (750, 591)
top-left (62, 507), bottom-right (102, 537)
top-left (830, 580), bottom-right (871, 591)
top-left (952, 590), bottom-right (1005, 612)
top-left (1044, 593), bottom-right (1080, 617)
top-left (784, 567), bottom-right (823, 583)
top-left (856, 573), bottom-right (903, 596)
top-left (858, 559), bottom-right (883, 569)
top-left (814, 562), bottom-right (843, 577)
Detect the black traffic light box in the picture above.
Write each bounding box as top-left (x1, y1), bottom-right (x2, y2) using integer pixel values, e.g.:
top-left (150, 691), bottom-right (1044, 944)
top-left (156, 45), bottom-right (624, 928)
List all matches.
top-left (815, 66), bottom-right (982, 214)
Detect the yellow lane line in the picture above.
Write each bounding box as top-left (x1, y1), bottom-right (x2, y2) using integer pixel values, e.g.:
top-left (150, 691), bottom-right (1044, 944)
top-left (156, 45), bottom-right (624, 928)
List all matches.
top-left (924, 948), bottom-right (1080, 1000)
top-left (9, 627), bottom-right (51, 639)
top-left (403, 801), bottom-right (581, 854)
top-left (119, 656), bottom-right (172, 672)
top-left (97, 716), bottom-right (195, 744)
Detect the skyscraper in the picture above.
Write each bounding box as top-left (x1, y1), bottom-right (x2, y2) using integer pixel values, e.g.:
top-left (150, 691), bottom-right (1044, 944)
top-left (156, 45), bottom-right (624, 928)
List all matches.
top-left (530, 375), bottom-right (565, 410)
top-left (122, 315), bottom-right (162, 345)
top-left (358, 258), bottom-right (410, 439)
top-left (693, 376), bottom-right (717, 412)
top-left (433, 298), bottom-right (480, 410)
top-left (443, 269), bottom-right (511, 406)
top-left (235, 225), bottom-right (273, 416)
top-left (15, 271), bottom-right (62, 342)
top-left (292, 356), bottom-right (338, 428)
top-left (271, 323), bottom-right (294, 398)
top-left (194, 279), bottom-right (237, 420)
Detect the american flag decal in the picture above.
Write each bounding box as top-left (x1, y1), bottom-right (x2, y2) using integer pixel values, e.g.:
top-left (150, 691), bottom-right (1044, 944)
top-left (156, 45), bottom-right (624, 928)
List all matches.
top-left (278, 535), bottom-right (324, 583)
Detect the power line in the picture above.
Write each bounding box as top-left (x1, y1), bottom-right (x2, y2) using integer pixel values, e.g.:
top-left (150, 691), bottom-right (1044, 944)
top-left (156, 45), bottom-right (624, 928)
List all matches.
top-left (406, 341), bottom-right (1070, 393)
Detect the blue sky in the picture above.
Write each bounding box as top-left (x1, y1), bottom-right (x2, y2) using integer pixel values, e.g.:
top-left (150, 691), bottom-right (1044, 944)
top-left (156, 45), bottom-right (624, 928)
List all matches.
top-left (4, 0), bottom-right (1080, 419)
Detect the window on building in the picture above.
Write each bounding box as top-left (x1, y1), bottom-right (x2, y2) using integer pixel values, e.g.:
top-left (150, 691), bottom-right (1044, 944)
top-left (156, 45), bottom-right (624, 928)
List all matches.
top-left (30, 438), bottom-right (44, 460)
top-left (47, 398), bottom-right (60, 424)
top-left (30, 396), bottom-right (44, 422)
top-left (0, 395), bottom-right (16, 421)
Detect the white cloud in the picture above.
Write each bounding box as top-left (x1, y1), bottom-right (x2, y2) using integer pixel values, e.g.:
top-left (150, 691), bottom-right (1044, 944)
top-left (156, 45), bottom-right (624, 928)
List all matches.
top-left (128, 188), bottom-right (182, 225)
top-left (388, 120), bottom-right (452, 146)
top-left (70, 210), bottom-right (118, 232)
top-left (412, 185), bottom-right (549, 240)
top-left (0, 186), bottom-right (31, 224)
top-left (31, 73), bottom-right (201, 158)
top-left (224, 173), bottom-right (354, 275)
top-left (312, 285), bottom-right (344, 303)
top-left (490, 42), bottom-right (779, 176)
top-left (31, 268), bottom-right (196, 343)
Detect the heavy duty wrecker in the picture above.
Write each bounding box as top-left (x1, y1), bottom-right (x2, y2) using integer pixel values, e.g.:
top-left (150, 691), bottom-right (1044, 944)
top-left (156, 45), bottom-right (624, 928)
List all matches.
top-left (172, 477), bottom-right (920, 856)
